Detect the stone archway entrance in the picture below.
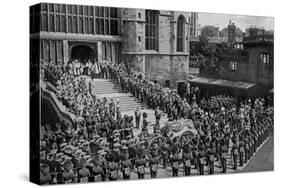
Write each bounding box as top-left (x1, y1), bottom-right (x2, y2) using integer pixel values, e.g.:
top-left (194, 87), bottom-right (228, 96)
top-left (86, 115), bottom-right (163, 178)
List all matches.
top-left (71, 44), bottom-right (97, 63)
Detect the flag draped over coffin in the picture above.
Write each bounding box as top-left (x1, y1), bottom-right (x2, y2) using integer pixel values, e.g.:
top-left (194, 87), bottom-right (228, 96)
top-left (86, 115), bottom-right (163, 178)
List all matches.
top-left (162, 119), bottom-right (198, 137)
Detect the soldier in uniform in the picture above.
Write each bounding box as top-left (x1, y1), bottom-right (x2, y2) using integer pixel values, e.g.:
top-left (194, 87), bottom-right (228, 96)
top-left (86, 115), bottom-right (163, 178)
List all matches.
top-left (77, 158), bottom-right (90, 183)
top-left (258, 127), bottom-right (262, 146)
top-left (221, 139), bottom-right (228, 173)
top-left (128, 140), bottom-right (137, 169)
top-left (121, 146), bottom-right (132, 180)
top-left (147, 91), bottom-right (152, 108)
top-left (170, 147), bottom-right (181, 177)
top-left (91, 157), bottom-right (104, 182)
top-left (160, 142), bottom-right (170, 169)
top-left (208, 140), bottom-right (216, 174)
top-left (253, 129), bottom-right (258, 153)
top-left (40, 164), bottom-right (52, 185)
top-left (135, 148), bottom-right (146, 179)
top-left (130, 80), bottom-right (135, 97)
top-left (140, 85), bottom-right (145, 103)
top-left (172, 105), bottom-right (179, 121)
top-left (149, 144), bottom-right (159, 178)
top-left (182, 143), bottom-right (193, 176)
top-left (62, 159), bottom-right (76, 184)
top-left (238, 136), bottom-right (245, 166)
top-left (231, 139), bottom-right (239, 170)
top-left (135, 107), bottom-right (141, 129)
top-left (249, 132), bottom-right (254, 159)
top-left (155, 107), bottom-right (163, 122)
top-left (136, 83), bottom-right (140, 100)
top-left (198, 143), bottom-right (206, 175)
top-left (154, 118), bottom-right (161, 135)
top-left (53, 152), bottom-right (64, 183)
top-left (108, 153), bottom-right (119, 181)
top-left (45, 150), bottom-right (59, 183)
top-left (244, 135), bottom-right (250, 162)
top-left (142, 112), bottom-right (148, 134)
top-left (192, 140), bottom-right (199, 171)
top-left (97, 150), bottom-right (108, 181)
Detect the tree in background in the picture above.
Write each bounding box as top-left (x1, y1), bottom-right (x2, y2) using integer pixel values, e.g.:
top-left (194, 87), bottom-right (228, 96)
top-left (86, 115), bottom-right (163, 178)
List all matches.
top-left (200, 25), bottom-right (219, 38)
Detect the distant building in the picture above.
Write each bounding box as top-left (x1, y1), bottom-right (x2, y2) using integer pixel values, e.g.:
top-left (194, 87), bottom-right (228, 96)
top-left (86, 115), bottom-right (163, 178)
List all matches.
top-left (213, 26), bottom-right (220, 38)
top-left (207, 36), bottom-right (228, 44)
top-left (190, 12), bottom-right (199, 38)
top-left (189, 30), bottom-right (273, 100)
top-left (227, 20), bottom-right (236, 43)
top-left (245, 26), bottom-right (265, 37)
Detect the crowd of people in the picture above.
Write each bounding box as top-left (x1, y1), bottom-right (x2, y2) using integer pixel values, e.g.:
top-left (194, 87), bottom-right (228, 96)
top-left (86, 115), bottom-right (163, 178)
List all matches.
top-left (39, 59), bottom-right (273, 185)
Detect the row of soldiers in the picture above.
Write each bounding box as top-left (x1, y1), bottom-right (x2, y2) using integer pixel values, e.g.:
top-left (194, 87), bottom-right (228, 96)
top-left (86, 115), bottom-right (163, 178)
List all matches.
top-left (100, 61), bottom-right (191, 122)
top-left (40, 112), bottom-right (272, 185)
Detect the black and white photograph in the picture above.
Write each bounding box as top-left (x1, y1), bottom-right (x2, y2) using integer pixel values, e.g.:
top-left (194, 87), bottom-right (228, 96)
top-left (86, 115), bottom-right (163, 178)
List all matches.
top-left (28, 2), bottom-right (274, 185)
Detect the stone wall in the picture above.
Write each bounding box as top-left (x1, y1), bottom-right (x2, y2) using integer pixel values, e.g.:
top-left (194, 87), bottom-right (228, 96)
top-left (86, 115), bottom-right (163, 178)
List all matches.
top-left (219, 59), bottom-right (249, 82)
top-left (145, 54), bottom-right (189, 88)
top-left (247, 46), bottom-right (273, 86)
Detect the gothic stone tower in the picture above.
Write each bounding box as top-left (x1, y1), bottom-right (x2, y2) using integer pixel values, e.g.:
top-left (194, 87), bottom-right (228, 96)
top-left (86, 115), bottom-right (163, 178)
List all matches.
top-left (122, 9), bottom-right (190, 88)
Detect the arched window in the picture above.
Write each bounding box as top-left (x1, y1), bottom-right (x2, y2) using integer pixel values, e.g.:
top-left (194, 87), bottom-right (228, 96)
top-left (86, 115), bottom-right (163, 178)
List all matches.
top-left (177, 15), bottom-right (186, 52)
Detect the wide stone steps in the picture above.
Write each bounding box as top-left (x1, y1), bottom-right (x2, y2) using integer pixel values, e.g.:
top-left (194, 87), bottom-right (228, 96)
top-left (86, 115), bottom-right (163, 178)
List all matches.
top-left (92, 78), bottom-right (168, 125)
top-left (93, 79), bottom-right (147, 112)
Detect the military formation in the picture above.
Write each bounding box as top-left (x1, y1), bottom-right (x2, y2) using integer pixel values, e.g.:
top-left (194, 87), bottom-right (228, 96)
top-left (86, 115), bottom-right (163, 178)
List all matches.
top-left (39, 60), bottom-right (274, 185)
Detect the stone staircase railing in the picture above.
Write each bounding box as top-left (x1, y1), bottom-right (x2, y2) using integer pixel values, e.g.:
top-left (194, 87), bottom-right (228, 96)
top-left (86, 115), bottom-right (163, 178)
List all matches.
top-left (40, 80), bottom-right (76, 125)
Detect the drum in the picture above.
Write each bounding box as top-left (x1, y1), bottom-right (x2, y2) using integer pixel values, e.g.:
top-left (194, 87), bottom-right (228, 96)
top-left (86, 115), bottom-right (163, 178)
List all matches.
top-left (124, 168), bottom-right (130, 176)
top-left (185, 160), bottom-right (191, 167)
top-left (152, 164), bottom-right (158, 172)
top-left (173, 162), bottom-right (179, 169)
top-left (200, 158), bottom-right (206, 165)
top-left (209, 155), bottom-right (215, 162)
top-left (94, 174), bottom-right (102, 182)
top-left (110, 170), bottom-right (118, 179)
top-left (239, 147), bottom-right (245, 153)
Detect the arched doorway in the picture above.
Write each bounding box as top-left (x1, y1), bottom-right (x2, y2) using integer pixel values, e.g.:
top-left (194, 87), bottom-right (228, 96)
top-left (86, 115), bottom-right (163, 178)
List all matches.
top-left (71, 45), bottom-right (96, 63)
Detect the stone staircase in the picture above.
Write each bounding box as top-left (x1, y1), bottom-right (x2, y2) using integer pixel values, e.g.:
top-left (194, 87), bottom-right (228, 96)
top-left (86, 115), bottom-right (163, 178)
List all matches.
top-left (92, 78), bottom-right (168, 127)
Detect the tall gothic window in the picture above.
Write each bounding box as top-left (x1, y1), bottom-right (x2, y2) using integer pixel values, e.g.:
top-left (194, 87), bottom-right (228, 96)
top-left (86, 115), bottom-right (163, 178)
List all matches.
top-left (177, 15), bottom-right (186, 52)
top-left (145, 10), bottom-right (158, 51)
